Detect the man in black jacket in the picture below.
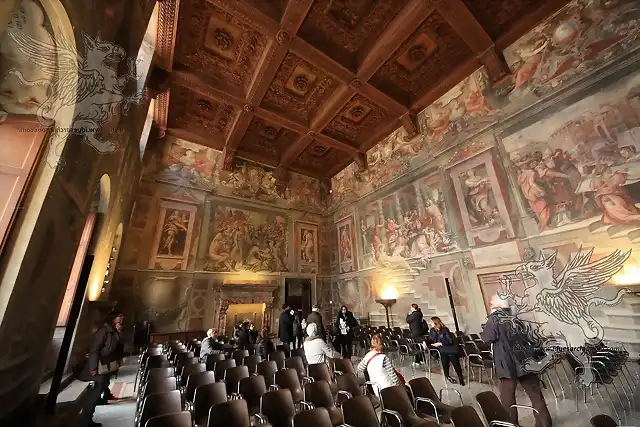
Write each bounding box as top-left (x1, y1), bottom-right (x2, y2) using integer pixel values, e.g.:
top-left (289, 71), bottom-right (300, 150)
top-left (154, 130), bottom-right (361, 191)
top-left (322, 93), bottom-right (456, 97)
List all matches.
top-left (237, 321), bottom-right (252, 349)
top-left (307, 304), bottom-right (326, 341)
top-left (406, 304), bottom-right (424, 366)
top-left (278, 304), bottom-right (293, 347)
top-left (77, 311), bottom-right (124, 426)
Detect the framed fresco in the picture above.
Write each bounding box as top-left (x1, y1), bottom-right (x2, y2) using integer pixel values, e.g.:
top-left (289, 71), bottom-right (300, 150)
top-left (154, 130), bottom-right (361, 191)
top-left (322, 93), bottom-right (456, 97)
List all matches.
top-left (449, 149), bottom-right (515, 247)
top-left (149, 200), bottom-right (197, 270)
top-left (336, 215), bottom-right (356, 273)
top-left (295, 221), bottom-right (318, 274)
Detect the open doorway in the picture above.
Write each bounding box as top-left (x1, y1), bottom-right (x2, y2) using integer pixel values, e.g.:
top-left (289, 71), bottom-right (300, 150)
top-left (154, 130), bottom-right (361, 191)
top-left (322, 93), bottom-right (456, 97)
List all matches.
top-left (284, 278), bottom-right (312, 319)
top-left (225, 303), bottom-right (265, 337)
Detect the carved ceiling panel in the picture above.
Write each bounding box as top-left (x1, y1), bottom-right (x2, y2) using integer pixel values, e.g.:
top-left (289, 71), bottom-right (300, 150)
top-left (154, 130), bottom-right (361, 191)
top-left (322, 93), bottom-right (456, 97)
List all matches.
top-left (261, 53), bottom-right (340, 124)
top-left (174, 0), bottom-right (269, 92)
top-left (168, 86), bottom-right (237, 146)
top-left (238, 116), bottom-right (301, 162)
top-left (461, 0), bottom-right (547, 39)
top-left (322, 94), bottom-right (388, 145)
top-left (297, 0), bottom-right (406, 71)
top-left (242, 0), bottom-right (287, 21)
top-left (291, 141), bottom-right (348, 176)
top-left (370, 11), bottom-right (473, 105)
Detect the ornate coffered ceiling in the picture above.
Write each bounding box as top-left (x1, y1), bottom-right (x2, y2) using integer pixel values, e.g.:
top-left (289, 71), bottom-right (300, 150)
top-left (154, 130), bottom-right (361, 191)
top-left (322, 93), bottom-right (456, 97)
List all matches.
top-left (152, 0), bottom-right (568, 184)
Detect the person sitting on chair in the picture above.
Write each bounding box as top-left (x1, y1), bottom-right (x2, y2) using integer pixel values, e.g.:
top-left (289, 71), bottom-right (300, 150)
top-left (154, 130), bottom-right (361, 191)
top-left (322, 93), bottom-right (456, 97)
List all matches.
top-left (303, 323), bottom-right (341, 364)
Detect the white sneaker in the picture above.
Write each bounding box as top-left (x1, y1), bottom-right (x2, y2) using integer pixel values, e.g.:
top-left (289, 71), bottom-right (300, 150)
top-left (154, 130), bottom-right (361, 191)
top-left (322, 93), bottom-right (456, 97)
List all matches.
top-left (411, 362), bottom-right (420, 368)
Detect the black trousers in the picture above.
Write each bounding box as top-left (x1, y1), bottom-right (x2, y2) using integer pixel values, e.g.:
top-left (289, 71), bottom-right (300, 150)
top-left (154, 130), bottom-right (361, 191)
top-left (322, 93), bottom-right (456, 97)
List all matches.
top-left (499, 375), bottom-right (552, 427)
top-left (337, 335), bottom-right (352, 358)
top-left (293, 336), bottom-right (303, 349)
top-left (76, 372), bottom-right (112, 418)
top-left (439, 352), bottom-right (464, 379)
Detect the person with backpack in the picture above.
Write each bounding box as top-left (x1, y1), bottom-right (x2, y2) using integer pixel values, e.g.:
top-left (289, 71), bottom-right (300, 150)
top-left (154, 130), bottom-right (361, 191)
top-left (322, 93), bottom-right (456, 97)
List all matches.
top-left (428, 316), bottom-right (464, 385)
top-left (357, 334), bottom-right (404, 396)
top-left (482, 294), bottom-right (552, 427)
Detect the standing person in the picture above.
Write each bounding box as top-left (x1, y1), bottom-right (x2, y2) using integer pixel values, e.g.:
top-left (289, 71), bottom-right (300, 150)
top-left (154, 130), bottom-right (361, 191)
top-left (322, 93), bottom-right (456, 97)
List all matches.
top-left (357, 334), bottom-right (403, 397)
top-left (482, 294), bottom-right (552, 427)
top-left (256, 327), bottom-right (275, 359)
top-left (307, 304), bottom-right (326, 341)
top-left (237, 321), bottom-right (251, 349)
top-left (334, 305), bottom-right (358, 358)
top-left (292, 312), bottom-right (304, 349)
top-left (303, 323), bottom-right (341, 364)
top-left (248, 323), bottom-right (259, 344)
top-left (428, 316), bottom-right (464, 385)
top-left (278, 304), bottom-right (293, 348)
top-left (406, 304), bottom-right (424, 366)
top-left (200, 329), bottom-right (217, 361)
top-left (77, 311), bottom-right (124, 427)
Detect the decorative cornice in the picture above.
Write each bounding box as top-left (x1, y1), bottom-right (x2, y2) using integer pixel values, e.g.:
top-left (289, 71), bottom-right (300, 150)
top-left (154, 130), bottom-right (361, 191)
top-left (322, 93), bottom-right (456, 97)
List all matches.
top-left (156, 0), bottom-right (180, 70)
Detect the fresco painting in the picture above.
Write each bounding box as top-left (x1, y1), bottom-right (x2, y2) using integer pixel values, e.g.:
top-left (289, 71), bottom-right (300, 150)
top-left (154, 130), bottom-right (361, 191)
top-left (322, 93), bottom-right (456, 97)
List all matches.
top-left (289, 174), bottom-right (326, 211)
top-left (149, 201), bottom-right (197, 271)
top-left (204, 206), bottom-right (289, 273)
top-left (218, 159), bottom-right (282, 203)
top-left (336, 216), bottom-right (357, 273)
top-left (496, 0), bottom-right (640, 106)
top-left (156, 209), bottom-right (190, 257)
top-left (157, 138), bottom-right (218, 190)
top-left (296, 222), bottom-right (318, 273)
top-left (503, 71), bottom-right (640, 239)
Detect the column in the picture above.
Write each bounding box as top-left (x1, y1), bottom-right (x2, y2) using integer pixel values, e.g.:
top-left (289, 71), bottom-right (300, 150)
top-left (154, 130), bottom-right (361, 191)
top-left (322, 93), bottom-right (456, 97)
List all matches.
top-left (377, 200), bottom-right (388, 242)
top-left (394, 193), bottom-right (403, 223)
top-left (413, 182), bottom-right (425, 215)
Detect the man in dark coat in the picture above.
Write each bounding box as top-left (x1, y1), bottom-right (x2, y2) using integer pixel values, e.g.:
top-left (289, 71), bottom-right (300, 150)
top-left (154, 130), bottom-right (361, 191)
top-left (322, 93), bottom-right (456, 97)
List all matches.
top-left (278, 304), bottom-right (293, 347)
top-left (237, 321), bottom-right (252, 349)
top-left (292, 312), bottom-right (303, 349)
top-left (482, 294), bottom-right (552, 427)
top-left (406, 304), bottom-right (424, 365)
top-left (77, 311), bottom-right (124, 426)
top-left (306, 304), bottom-right (326, 341)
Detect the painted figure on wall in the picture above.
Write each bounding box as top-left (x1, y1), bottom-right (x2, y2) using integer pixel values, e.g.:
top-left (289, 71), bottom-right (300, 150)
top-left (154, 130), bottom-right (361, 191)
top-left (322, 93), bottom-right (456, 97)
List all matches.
top-left (498, 0), bottom-right (640, 102)
top-left (290, 174), bottom-right (326, 211)
top-left (205, 207), bottom-right (288, 272)
top-left (219, 160), bottom-right (282, 203)
top-left (504, 71), bottom-right (640, 237)
top-left (339, 224), bottom-right (352, 261)
top-left (301, 229), bottom-right (315, 263)
top-left (360, 175), bottom-right (458, 268)
top-left (157, 139), bottom-right (217, 190)
top-left (461, 166), bottom-right (501, 228)
top-left (158, 210), bottom-right (189, 256)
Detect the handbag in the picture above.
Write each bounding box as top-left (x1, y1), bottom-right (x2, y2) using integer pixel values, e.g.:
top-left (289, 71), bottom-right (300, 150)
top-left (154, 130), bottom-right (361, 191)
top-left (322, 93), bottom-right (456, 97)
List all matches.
top-left (366, 352), bottom-right (405, 384)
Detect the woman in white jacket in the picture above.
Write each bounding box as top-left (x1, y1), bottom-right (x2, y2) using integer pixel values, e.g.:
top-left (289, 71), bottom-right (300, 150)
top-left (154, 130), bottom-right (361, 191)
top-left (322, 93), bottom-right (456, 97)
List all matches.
top-left (303, 323), bottom-right (341, 364)
top-left (357, 334), bottom-right (403, 396)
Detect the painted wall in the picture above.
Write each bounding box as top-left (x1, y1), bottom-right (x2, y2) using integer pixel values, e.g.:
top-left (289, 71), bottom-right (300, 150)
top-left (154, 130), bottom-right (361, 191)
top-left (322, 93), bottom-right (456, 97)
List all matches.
top-left (327, 0), bottom-right (640, 356)
top-left (0, 0), bottom-right (156, 422)
top-left (114, 136), bottom-right (330, 334)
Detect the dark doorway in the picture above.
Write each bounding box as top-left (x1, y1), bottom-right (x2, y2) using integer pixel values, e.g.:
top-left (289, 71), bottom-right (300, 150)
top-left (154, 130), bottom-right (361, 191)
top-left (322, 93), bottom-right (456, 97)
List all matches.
top-left (284, 278), bottom-right (312, 319)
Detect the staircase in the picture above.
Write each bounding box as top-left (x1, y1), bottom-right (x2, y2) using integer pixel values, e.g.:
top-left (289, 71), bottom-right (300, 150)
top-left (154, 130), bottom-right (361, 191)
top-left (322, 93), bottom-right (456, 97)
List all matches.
top-left (368, 256), bottom-right (454, 329)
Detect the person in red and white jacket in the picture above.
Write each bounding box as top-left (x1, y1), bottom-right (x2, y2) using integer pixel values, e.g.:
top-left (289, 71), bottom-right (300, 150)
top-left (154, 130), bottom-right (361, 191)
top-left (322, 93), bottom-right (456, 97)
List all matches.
top-left (357, 334), bottom-right (403, 396)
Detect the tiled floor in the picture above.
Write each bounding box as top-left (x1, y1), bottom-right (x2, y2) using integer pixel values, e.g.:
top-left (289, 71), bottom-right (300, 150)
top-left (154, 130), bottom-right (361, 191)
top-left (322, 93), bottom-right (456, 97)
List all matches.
top-left (95, 354), bottom-right (640, 427)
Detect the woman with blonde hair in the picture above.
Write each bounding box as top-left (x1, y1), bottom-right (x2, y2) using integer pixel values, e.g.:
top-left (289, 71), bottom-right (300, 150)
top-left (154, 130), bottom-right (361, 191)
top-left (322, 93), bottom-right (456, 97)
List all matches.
top-left (428, 316), bottom-right (464, 385)
top-left (357, 334), bottom-right (403, 396)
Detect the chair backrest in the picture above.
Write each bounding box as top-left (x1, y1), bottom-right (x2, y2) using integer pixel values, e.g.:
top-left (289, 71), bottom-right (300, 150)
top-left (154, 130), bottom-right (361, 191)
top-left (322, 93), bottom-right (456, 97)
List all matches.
top-left (214, 359), bottom-right (237, 381)
top-left (342, 395), bottom-right (380, 427)
top-left (335, 373), bottom-right (362, 397)
top-left (257, 360), bottom-right (278, 387)
top-left (275, 368), bottom-right (302, 394)
top-left (277, 343), bottom-right (291, 357)
top-left (206, 353), bottom-right (226, 370)
top-left (591, 414), bottom-right (618, 427)
top-left (333, 358), bottom-right (356, 375)
top-left (146, 367), bottom-right (175, 383)
top-left (193, 382), bottom-right (227, 426)
top-left (408, 377), bottom-right (439, 402)
top-left (175, 351), bottom-right (195, 366)
top-left (268, 351), bottom-right (286, 370)
top-left (304, 380), bottom-right (335, 409)
top-left (260, 389), bottom-right (296, 427)
top-left (239, 375), bottom-right (267, 414)
top-left (144, 410), bottom-right (192, 427)
top-left (475, 391), bottom-right (511, 424)
top-left (207, 399), bottom-right (251, 427)
top-left (179, 363), bottom-right (206, 386)
top-left (285, 356), bottom-right (307, 382)
top-left (450, 406), bottom-right (486, 427)
top-left (185, 371), bottom-right (216, 402)
top-left (233, 349), bottom-right (250, 365)
top-left (293, 407), bottom-right (333, 427)
top-left (224, 365), bottom-right (250, 395)
top-left (242, 354), bottom-right (262, 374)
top-left (380, 385), bottom-right (420, 423)
top-left (140, 390), bottom-right (182, 427)
top-left (291, 348), bottom-right (307, 365)
top-left (307, 363), bottom-right (332, 383)
top-left (142, 376), bottom-right (177, 398)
